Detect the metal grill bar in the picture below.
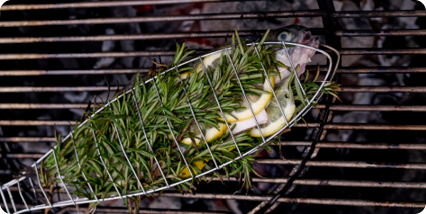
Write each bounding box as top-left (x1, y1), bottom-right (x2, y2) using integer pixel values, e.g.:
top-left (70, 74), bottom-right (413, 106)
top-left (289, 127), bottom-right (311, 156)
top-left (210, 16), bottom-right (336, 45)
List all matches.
top-left (10, 178), bottom-right (426, 191)
top-left (332, 10), bottom-right (426, 17)
top-left (2, 67), bottom-right (425, 76)
top-left (337, 67), bottom-right (426, 73)
top-left (0, 11), bottom-right (325, 27)
top-left (336, 67), bottom-right (426, 73)
top-left (0, 51), bottom-right (177, 60)
top-left (4, 138), bottom-right (426, 150)
top-left (339, 48), bottom-right (426, 55)
top-left (1, 11), bottom-right (425, 27)
top-left (1, 29), bottom-right (426, 44)
top-left (0, 68), bottom-right (116, 75)
top-left (336, 86), bottom-right (426, 93)
top-left (2, 104), bottom-right (426, 111)
top-left (0, 49), bottom-right (423, 60)
top-left (0, 103), bottom-right (89, 109)
top-left (335, 29), bottom-right (426, 36)
top-left (0, 69), bottom-right (149, 76)
top-left (0, 0), bottom-right (263, 11)
top-left (0, 86), bottom-right (122, 92)
top-left (278, 142), bottom-right (426, 150)
top-left (0, 137), bottom-right (56, 142)
top-left (3, 121), bottom-right (426, 131)
top-left (208, 177), bottom-right (426, 188)
top-left (3, 86), bottom-right (426, 93)
top-left (11, 191), bottom-right (426, 209)
top-left (56, 207), bottom-right (228, 214)
top-left (255, 159), bottom-right (426, 169)
top-left (5, 192), bottom-right (424, 209)
top-left (5, 154), bottom-right (426, 169)
top-left (321, 105), bottom-right (426, 112)
top-left (156, 193), bottom-right (426, 208)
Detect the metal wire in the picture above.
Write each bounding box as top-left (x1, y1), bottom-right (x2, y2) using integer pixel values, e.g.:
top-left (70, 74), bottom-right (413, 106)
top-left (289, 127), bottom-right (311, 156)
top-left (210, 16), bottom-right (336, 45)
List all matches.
top-left (33, 163), bottom-right (52, 208)
top-left (198, 55), bottom-right (243, 158)
top-left (6, 188), bottom-right (16, 213)
top-left (91, 125), bottom-right (123, 199)
top-left (51, 150), bottom-right (76, 205)
top-left (173, 67), bottom-right (219, 170)
top-left (131, 90), bottom-right (170, 188)
top-left (70, 130), bottom-right (99, 202)
top-left (110, 105), bottom-right (147, 195)
top-left (150, 72), bottom-right (195, 178)
top-left (0, 186), bottom-right (10, 214)
top-left (253, 43), bottom-right (289, 124)
top-left (16, 180), bottom-right (29, 212)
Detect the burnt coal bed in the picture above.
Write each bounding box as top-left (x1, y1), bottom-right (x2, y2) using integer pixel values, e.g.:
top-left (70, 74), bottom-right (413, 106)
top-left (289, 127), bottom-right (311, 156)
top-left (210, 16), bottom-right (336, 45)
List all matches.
top-left (1, 0), bottom-right (426, 214)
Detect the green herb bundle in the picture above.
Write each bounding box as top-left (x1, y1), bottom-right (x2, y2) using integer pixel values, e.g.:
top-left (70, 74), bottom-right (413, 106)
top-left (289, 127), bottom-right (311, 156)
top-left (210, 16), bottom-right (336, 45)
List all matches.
top-left (37, 28), bottom-right (339, 213)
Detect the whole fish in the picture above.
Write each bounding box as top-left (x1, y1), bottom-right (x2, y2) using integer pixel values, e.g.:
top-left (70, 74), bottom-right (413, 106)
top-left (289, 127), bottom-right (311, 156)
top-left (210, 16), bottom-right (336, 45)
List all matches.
top-left (2, 25), bottom-right (336, 214)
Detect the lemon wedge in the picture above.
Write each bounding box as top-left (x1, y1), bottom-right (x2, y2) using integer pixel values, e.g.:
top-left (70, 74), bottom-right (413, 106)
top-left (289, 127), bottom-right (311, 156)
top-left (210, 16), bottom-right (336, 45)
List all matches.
top-left (250, 76), bottom-right (295, 137)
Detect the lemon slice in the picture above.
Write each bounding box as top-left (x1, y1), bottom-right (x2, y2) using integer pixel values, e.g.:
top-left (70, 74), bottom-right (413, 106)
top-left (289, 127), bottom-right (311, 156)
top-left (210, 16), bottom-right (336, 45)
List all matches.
top-left (179, 123), bottom-right (226, 179)
top-left (195, 52), bottom-right (223, 73)
top-left (223, 77), bottom-right (275, 123)
top-left (250, 76), bottom-right (295, 137)
top-left (181, 123), bottom-right (227, 146)
top-left (180, 161), bottom-right (206, 178)
top-left (179, 72), bottom-right (193, 80)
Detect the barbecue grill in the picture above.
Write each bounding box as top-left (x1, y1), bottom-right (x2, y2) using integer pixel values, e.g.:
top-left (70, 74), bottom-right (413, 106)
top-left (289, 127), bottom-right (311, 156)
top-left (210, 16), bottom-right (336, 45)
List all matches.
top-left (1, 0), bottom-right (426, 213)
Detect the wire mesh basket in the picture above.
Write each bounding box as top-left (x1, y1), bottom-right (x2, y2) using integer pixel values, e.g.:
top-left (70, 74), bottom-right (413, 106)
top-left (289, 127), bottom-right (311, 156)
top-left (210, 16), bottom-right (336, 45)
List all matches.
top-left (0, 41), bottom-right (339, 214)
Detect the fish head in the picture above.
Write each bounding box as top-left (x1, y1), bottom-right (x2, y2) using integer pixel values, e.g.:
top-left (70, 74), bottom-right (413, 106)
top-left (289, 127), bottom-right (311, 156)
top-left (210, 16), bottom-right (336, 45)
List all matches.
top-left (269, 25), bottom-right (311, 43)
top-left (271, 25), bottom-right (319, 82)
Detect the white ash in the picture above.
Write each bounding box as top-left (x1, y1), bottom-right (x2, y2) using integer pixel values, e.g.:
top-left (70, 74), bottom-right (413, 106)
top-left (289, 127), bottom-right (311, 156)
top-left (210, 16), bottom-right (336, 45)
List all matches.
top-left (93, 28), bottom-right (116, 69)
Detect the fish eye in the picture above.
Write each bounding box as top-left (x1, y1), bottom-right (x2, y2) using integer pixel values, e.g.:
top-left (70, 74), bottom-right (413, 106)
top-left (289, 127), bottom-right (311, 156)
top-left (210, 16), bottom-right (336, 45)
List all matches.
top-left (278, 31), bottom-right (291, 41)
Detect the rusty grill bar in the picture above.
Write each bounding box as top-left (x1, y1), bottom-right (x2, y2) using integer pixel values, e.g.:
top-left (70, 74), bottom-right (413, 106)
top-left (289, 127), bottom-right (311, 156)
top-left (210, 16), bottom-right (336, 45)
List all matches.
top-left (1, 0), bottom-right (425, 213)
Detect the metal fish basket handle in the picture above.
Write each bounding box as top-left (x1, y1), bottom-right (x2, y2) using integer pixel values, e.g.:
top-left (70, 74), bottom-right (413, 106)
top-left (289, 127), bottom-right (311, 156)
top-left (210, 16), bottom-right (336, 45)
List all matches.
top-left (0, 41), bottom-right (340, 214)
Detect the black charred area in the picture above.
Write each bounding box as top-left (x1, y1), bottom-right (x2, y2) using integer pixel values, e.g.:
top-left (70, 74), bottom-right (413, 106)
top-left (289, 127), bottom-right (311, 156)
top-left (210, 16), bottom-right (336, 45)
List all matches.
top-left (1, 0), bottom-right (426, 214)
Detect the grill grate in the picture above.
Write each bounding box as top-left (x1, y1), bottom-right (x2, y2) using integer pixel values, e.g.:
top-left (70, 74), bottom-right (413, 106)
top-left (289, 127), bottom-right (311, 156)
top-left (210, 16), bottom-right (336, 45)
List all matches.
top-left (1, 0), bottom-right (426, 213)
